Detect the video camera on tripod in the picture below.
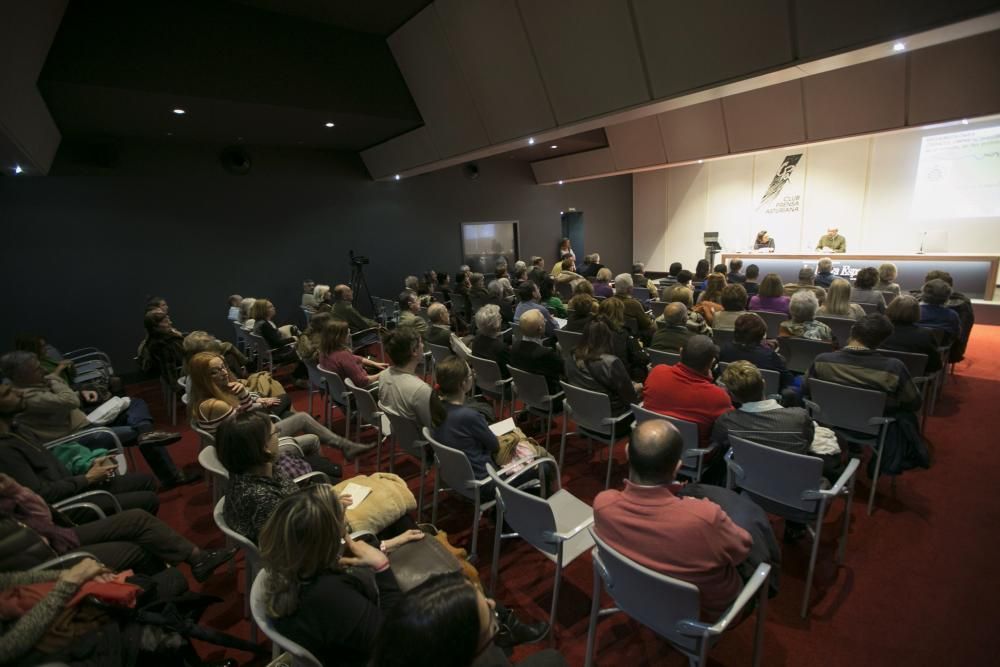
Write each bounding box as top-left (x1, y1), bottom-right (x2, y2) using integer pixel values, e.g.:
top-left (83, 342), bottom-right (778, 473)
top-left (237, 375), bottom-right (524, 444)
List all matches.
top-left (349, 250), bottom-right (375, 314)
top-left (350, 250), bottom-right (369, 266)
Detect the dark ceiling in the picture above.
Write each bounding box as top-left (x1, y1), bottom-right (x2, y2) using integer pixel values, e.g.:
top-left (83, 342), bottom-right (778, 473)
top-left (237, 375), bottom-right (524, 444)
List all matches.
top-left (503, 129), bottom-right (609, 162)
top-left (38, 0), bottom-right (430, 151)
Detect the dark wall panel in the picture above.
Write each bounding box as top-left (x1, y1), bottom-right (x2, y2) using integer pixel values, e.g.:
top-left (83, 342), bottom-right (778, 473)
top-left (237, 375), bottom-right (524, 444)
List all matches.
top-left (0, 145), bottom-right (632, 372)
top-left (908, 30), bottom-right (1000, 125)
top-left (803, 57), bottom-right (907, 140)
top-left (722, 80), bottom-right (806, 152)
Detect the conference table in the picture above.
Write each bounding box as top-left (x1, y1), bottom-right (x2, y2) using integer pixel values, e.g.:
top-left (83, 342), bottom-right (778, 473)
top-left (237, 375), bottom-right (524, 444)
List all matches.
top-left (719, 252), bottom-right (999, 300)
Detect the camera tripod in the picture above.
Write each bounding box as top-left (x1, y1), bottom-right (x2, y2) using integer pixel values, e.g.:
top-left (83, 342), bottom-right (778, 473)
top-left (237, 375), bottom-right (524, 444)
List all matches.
top-left (349, 251), bottom-right (376, 317)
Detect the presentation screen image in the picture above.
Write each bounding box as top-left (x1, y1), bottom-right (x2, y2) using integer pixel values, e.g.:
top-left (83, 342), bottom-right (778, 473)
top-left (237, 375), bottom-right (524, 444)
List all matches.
top-left (461, 221), bottom-right (519, 275)
top-left (912, 125), bottom-right (1000, 219)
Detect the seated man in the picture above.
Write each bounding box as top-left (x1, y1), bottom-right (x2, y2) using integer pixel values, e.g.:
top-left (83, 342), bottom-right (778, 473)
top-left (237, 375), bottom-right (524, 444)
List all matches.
top-left (378, 328), bottom-right (433, 430)
top-left (527, 256), bottom-right (547, 286)
top-left (396, 290), bottom-right (429, 339)
top-left (726, 258), bottom-right (746, 285)
top-left (743, 264), bottom-right (760, 297)
top-left (661, 262), bottom-right (682, 288)
top-left (610, 274), bottom-right (654, 341)
top-left (513, 282), bottom-right (560, 338)
top-left (631, 262), bottom-right (660, 298)
top-left (650, 302), bottom-right (696, 352)
top-left (814, 257), bottom-right (835, 289)
top-left (917, 278), bottom-right (962, 343)
top-left (594, 420), bottom-right (751, 619)
top-left (426, 303), bottom-right (471, 360)
top-left (331, 284), bottom-right (379, 334)
top-left (301, 279), bottom-right (317, 309)
top-left (0, 351), bottom-right (186, 493)
top-left (578, 253), bottom-right (604, 279)
top-left (783, 267), bottom-right (826, 304)
top-left (815, 227), bottom-right (846, 253)
top-left (510, 310), bottom-right (564, 397)
top-left (643, 335), bottom-right (732, 448)
top-left (919, 270), bottom-right (974, 361)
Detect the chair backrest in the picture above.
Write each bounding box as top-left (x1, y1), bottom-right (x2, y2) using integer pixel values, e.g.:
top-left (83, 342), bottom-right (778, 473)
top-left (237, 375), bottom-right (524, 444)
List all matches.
top-left (427, 342), bottom-right (453, 365)
top-left (248, 333), bottom-right (272, 368)
top-left (213, 497), bottom-right (260, 566)
top-left (649, 300), bottom-right (667, 318)
top-left (589, 528), bottom-right (702, 653)
top-left (560, 381), bottom-right (615, 436)
top-left (713, 328), bottom-right (735, 346)
top-left (198, 445), bottom-right (229, 480)
top-left (728, 435), bottom-right (823, 514)
top-left (876, 348), bottom-right (929, 379)
top-left (716, 362), bottom-right (780, 396)
top-left (555, 281), bottom-right (573, 301)
top-left (508, 366), bottom-right (557, 410)
top-left (777, 337), bottom-right (836, 374)
top-left (468, 355), bottom-right (505, 396)
top-left (302, 359), bottom-right (327, 392)
top-left (752, 310), bottom-right (785, 339)
top-left (648, 348), bottom-right (681, 367)
top-left (423, 427), bottom-right (482, 502)
top-left (553, 329), bottom-right (582, 358)
top-left (630, 405), bottom-right (701, 469)
top-left (815, 316), bottom-right (855, 348)
top-left (632, 286), bottom-right (650, 302)
top-left (380, 404), bottom-right (427, 459)
top-left (316, 365), bottom-right (350, 406)
top-left (486, 464), bottom-right (559, 557)
top-left (250, 569), bottom-right (323, 667)
top-left (879, 291), bottom-right (897, 306)
top-left (345, 377), bottom-right (382, 427)
top-left (858, 301), bottom-right (880, 315)
top-left (808, 378), bottom-right (887, 436)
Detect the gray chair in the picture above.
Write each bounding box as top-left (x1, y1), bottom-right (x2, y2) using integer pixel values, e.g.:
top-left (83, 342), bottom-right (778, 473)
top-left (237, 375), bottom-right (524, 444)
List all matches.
top-left (214, 496), bottom-right (263, 642)
top-left (301, 358), bottom-right (327, 420)
top-left (487, 462), bottom-right (594, 630)
top-left (716, 362), bottom-right (780, 397)
top-left (752, 310), bottom-right (785, 339)
top-left (726, 435), bottom-right (860, 618)
top-left (857, 301), bottom-right (881, 315)
top-left (345, 377), bottom-right (386, 472)
top-left (469, 354), bottom-right (513, 420)
top-left (585, 528), bottom-right (770, 667)
top-left (879, 290), bottom-right (898, 306)
top-left (630, 404), bottom-right (715, 482)
top-left (648, 348), bottom-right (681, 367)
top-left (231, 321), bottom-right (248, 355)
top-left (248, 332), bottom-right (294, 373)
top-left (426, 341), bottom-right (453, 383)
top-left (876, 348), bottom-right (934, 429)
top-left (777, 337), bottom-right (835, 374)
top-left (316, 364), bottom-right (353, 439)
top-left (816, 315), bottom-right (855, 347)
top-left (508, 365), bottom-right (564, 449)
top-left (250, 569), bottom-right (323, 667)
top-left (649, 300), bottom-right (667, 319)
top-left (198, 445), bottom-right (228, 507)
top-left (559, 381), bottom-right (633, 488)
top-left (807, 378), bottom-right (893, 514)
top-left (380, 404), bottom-right (432, 519)
top-left (423, 427), bottom-right (547, 561)
top-left (554, 329), bottom-right (583, 360)
top-left (43, 426), bottom-right (132, 476)
top-left (349, 326), bottom-right (382, 361)
top-left (713, 327), bottom-right (735, 346)
top-left (633, 286), bottom-right (651, 303)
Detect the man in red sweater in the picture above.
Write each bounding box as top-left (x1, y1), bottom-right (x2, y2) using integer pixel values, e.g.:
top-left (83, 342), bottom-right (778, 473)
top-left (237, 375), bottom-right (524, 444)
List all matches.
top-left (594, 420), bottom-right (752, 618)
top-left (643, 335), bottom-right (733, 447)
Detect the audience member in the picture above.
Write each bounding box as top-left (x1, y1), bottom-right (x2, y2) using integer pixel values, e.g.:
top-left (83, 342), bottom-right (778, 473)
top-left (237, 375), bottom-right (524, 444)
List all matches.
top-left (227, 294), bottom-right (243, 321)
top-left (632, 262), bottom-right (659, 297)
top-left (564, 291), bottom-right (597, 333)
top-left (379, 328), bottom-right (434, 429)
top-left (919, 270), bottom-right (974, 361)
top-left (676, 269), bottom-right (694, 290)
top-left (875, 263), bottom-right (901, 297)
top-left (717, 314), bottom-right (791, 389)
top-left (593, 268), bottom-right (614, 298)
top-left (528, 257), bottom-right (547, 285)
top-left (427, 303), bottom-right (472, 360)
top-left (469, 273), bottom-right (491, 306)
top-left (510, 310), bottom-right (564, 395)
top-left (239, 297), bottom-right (257, 328)
top-left (783, 267), bottom-right (826, 304)
top-left (713, 264), bottom-right (728, 275)
top-left (565, 320), bottom-right (640, 423)
top-left (318, 320), bottom-right (386, 388)
top-left (142, 309), bottom-right (186, 383)
top-left (651, 303), bottom-right (696, 352)
top-left (332, 284), bottom-right (380, 334)
top-left (818, 278), bottom-right (866, 320)
top-left (749, 273), bottom-right (790, 315)
top-left (489, 265), bottom-right (515, 302)
top-left (780, 291), bottom-right (833, 342)
top-left (471, 304), bottom-right (511, 378)
top-left (611, 274), bottom-right (654, 341)
top-left (743, 264), bottom-right (760, 297)
top-left (301, 279), bottom-right (317, 309)
top-left (726, 258), bottom-right (746, 284)
top-left (882, 295), bottom-right (942, 374)
top-left (539, 276), bottom-right (567, 317)
top-left (694, 273), bottom-right (726, 326)
top-left (659, 286), bottom-right (712, 336)
top-left (643, 335), bottom-right (732, 448)
top-left (917, 278), bottom-right (962, 343)
top-left (814, 257), bottom-right (835, 288)
top-left (694, 260), bottom-right (711, 286)
top-left (593, 420), bottom-right (751, 618)
top-left (295, 311), bottom-right (333, 364)
top-left (552, 256), bottom-right (583, 284)
top-left (184, 329), bottom-right (248, 379)
top-left (513, 282), bottom-right (559, 338)
top-left (579, 253), bottom-right (604, 278)
top-left (662, 261), bottom-right (683, 288)
top-left (313, 284), bottom-right (334, 312)
top-left (598, 298), bottom-right (649, 382)
top-left (850, 267), bottom-right (887, 313)
top-left (713, 284), bottom-right (749, 331)
top-left (397, 290), bottom-right (429, 339)
top-left (251, 299), bottom-right (300, 366)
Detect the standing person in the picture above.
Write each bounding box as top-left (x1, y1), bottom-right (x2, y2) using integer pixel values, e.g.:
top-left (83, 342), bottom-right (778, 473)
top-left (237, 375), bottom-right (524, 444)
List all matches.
top-left (754, 230), bottom-right (775, 251)
top-left (557, 237), bottom-right (575, 263)
top-left (815, 227), bottom-right (846, 253)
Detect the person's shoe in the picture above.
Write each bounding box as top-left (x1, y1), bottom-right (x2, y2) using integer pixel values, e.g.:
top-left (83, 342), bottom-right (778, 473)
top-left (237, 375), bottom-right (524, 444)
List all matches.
top-left (138, 431), bottom-right (183, 446)
top-left (495, 608), bottom-right (549, 648)
top-left (340, 440), bottom-right (378, 462)
top-left (293, 378), bottom-right (310, 389)
top-left (190, 547), bottom-right (239, 582)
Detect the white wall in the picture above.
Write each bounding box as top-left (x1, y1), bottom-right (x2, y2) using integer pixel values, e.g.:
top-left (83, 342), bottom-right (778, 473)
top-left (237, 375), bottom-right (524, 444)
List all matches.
top-left (633, 116), bottom-right (1000, 276)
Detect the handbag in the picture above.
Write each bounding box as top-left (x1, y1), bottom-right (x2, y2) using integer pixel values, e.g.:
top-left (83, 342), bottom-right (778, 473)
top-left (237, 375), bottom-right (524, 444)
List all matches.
top-left (388, 528), bottom-right (464, 593)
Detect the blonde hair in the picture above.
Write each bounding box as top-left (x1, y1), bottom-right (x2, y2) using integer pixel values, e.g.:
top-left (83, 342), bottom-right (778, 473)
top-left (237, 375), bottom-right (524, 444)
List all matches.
top-left (824, 278), bottom-right (853, 316)
top-left (596, 268), bottom-right (613, 282)
top-left (313, 284), bottom-right (331, 303)
top-left (251, 299), bottom-right (273, 321)
top-left (878, 263), bottom-right (897, 284)
top-left (719, 360), bottom-right (764, 404)
top-left (188, 352), bottom-right (239, 409)
top-left (239, 298), bottom-right (256, 322)
top-left (259, 484), bottom-right (348, 618)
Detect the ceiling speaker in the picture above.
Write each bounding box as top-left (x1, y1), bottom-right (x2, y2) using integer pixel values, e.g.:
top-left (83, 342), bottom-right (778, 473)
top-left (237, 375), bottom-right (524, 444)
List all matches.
top-left (463, 163), bottom-right (479, 180)
top-left (220, 146), bottom-right (252, 175)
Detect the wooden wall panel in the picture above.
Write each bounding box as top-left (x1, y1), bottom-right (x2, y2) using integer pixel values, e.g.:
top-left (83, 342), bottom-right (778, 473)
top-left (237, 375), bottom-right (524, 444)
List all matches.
top-left (804, 57), bottom-right (906, 140)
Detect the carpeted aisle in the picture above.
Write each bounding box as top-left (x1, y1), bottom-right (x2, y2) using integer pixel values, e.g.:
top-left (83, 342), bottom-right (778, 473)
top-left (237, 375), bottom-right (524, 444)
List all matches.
top-left (138, 325), bottom-right (1000, 666)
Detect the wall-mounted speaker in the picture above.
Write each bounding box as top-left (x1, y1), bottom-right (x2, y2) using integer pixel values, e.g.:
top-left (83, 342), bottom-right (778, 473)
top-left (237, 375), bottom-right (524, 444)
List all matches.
top-left (463, 163), bottom-right (480, 180)
top-left (220, 146), bottom-right (252, 175)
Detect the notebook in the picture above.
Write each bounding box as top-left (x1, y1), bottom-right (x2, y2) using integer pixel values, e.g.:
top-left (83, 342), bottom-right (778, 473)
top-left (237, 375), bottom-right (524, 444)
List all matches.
top-left (489, 417), bottom-right (515, 437)
top-left (341, 482), bottom-right (372, 510)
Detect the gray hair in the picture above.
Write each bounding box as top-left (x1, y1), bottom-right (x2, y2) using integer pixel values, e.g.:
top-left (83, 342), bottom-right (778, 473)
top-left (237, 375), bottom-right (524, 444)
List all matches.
top-left (459, 264), bottom-right (471, 273)
top-left (1, 350), bottom-right (37, 380)
top-left (513, 260), bottom-right (527, 273)
top-left (663, 302), bottom-right (688, 327)
top-left (789, 290), bottom-right (819, 323)
top-left (475, 304), bottom-right (502, 337)
top-left (614, 273), bottom-right (633, 295)
top-left (404, 275), bottom-right (419, 291)
top-left (798, 267), bottom-right (815, 283)
top-left (487, 280), bottom-right (503, 300)
top-left (817, 257), bottom-right (833, 273)
top-left (313, 284), bottom-right (331, 302)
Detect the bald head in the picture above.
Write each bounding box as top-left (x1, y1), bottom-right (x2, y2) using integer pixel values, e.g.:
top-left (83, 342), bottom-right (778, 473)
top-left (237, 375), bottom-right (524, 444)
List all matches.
top-left (333, 284), bottom-right (351, 301)
top-left (519, 308), bottom-right (545, 338)
top-left (663, 302), bottom-right (688, 327)
top-left (628, 420), bottom-right (684, 484)
top-left (427, 302), bottom-right (449, 324)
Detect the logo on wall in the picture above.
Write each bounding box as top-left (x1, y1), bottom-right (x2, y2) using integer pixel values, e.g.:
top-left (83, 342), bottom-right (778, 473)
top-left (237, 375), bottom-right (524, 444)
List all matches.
top-left (757, 153), bottom-right (803, 213)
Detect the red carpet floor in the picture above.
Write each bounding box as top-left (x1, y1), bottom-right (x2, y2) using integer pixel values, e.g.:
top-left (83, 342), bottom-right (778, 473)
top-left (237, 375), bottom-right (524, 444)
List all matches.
top-left (138, 325), bottom-right (1000, 666)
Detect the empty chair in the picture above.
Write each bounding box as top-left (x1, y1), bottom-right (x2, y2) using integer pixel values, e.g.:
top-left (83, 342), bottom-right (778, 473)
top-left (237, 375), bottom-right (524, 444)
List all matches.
top-left (777, 337), bottom-right (836, 374)
top-left (468, 354), bottom-right (513, 420)
top-left (633, 286), bottom-right (651, 303)
top-left (559, 381), bottom-right (632, 488)
top-left (647, 348), bottom-right (681, 367)
top-left (380, 404), bottom-right (432, 519)
top-left (508, 365), bottom-right (564, 448)
top-left (215, 496), bottom-right (264, 642)
top-left (349, 326), bottom-right (382, 360)
top-left (250, 569), bottom-right (323, 667)
top-left (726, 435), bottom-right (860, 617)
top-left (713, 328), bottom-right (735, 346)
top-left (751, 310), bottom-right (785, 339)
top-left (649, 300), bottom-right (667, 319)
top-left (585, 528), bottom-right (770, 667)
top-left (807, 378), bottom-right (893, 514)
top-left (487, 462), bottom-right (594, 630)
top-left (630, 405), bottom-right (715, 482)
top-left (554, 329), bottom-right (583, 359)
top-left (876, 348), bottom-right (934, 429)
top-left (816, 316), bottom-right (855, 348)
top-left (198, 445), bottom-right (229, 506)
top-left (316, 365), bottom-right (353, 439)
top-left (345, 378), bottom-right (387, 472)
top-left (716, 361), bottom-right (781, 397)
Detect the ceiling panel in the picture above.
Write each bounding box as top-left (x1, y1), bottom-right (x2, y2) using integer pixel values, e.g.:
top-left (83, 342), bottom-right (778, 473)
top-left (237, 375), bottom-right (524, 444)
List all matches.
top-left (504, 128), bottom-right (607, 161)
top-left (517, 0), bottom-right (650, 124)
top-left (361, 126), bottom-right (439, 179)
top-left (434, 0), bottom-right (554, 143)
top-left (803, 57), bottom-right (906, 140)
top-left (606, 115), bottom-right (666, 169)
top-left (388, 5), bottom-right (490, 158)
top-left (633, 0), bottom-right (794, 100)
top-left (565, 147), bottom-right (617, 178)
top-left (530, 153), bottom-right (572, 184)
top-left (722, 80), bottom-right (806, 153)
top-left (657, 100), bottom-right (729, 163)
top-left (908, 30), bottom-right (1000, 125)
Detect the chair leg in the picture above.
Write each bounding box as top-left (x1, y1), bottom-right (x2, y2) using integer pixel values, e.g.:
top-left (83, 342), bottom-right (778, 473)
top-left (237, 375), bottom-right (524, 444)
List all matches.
top-left (544, 410), bottom-right (553, 450)
top-left (469, 495), bottom-right (480, 561)
top-left (604, 438), bottom-right (615, 489)
top-left (489, 503), bottom-right (504, 596)
top-left (549, 543), bottom-right (565, 631)
top-left (417, 456), bottom-right (426, 521)
top-left (431, 469), bottom-right (440, 527)
top-left (752, 570), bottom-right (769, 667)
top-left (584, 561), bottom-right (603, 667)
top-left (838, 475), bottom-right (857, 563)
top-left (559, 413), bottom-right (569, 470)
top-left (868, 436), bottom-right (886, 515)
top-left (800, 510), bottom-right (825, 619)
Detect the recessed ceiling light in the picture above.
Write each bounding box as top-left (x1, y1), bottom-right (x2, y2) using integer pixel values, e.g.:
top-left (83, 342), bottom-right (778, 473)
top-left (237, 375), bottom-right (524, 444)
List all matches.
top-left (528, 138), bottom-right (535, 145)
top-left (962, 118), bottom-right (969, 125)
top-left (698, 159), bottom-right (704, 164)
top-left (325, 122), bottom-right (335, 128)
top-left (166, 132), bottom-right (173, 136)
top-left (550, 145), bottom-right (558, 149)
top-left (172, 108), bottom-right (186, 115)
top-left (558, 180), bottom-right (564, 185)
top-left (892, 42), bottom-right (905, 52)
top-left (14, 165), bottom-right (24, 174)
top-left (394, 174), bottom-right (401, 181)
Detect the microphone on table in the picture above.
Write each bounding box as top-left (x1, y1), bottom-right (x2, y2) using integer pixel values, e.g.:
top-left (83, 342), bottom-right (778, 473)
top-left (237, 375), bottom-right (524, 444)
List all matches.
top-left (917, 231), bottom-right (927, 255)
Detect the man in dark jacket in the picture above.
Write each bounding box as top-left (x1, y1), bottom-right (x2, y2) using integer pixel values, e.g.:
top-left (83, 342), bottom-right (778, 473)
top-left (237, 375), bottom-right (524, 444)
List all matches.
top-left (510, 310), bottom-right (564, 396)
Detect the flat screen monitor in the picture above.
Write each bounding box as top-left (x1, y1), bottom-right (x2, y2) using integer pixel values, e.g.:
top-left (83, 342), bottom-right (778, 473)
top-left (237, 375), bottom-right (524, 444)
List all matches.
top-left (461, 221), bottom-right (519, 274)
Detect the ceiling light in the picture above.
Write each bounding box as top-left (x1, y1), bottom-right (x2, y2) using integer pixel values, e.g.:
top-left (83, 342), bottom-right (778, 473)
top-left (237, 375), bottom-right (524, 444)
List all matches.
top-left (172, 108), bottom-right (186, 115)
top-left (14, 165), bottom-right (24, 174)
top-left (560, 211), bottom-right (564, 215)
top-left (892, 42), bottom-right (905, 52)
top-left (394, 174), bottom-right (401, 181)
top-left (325, 122), bottom-right (335, 128)
top-left (528, 138), bottom-right (535, 145)
top-left (550, 145), bottom-right (558, 149)
top-left (698, 159), bottom-right (704, 164)
top-left (558, 180), bottom-right (564, 185)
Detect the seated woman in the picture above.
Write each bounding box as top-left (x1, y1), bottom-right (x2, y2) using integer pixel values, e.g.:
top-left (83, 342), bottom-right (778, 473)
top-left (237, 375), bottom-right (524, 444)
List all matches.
top-left (817, 278), bottom-right (866, 320)
top-left (538, 276), bottom-right (566, 318)
top-left (881, 295), bottom-right (942, 373)
top-left (470, 305), bottom-right (511, 378)
top-left (372, 572), bottom-right (567, 667)
top-left (188, 351), bottom-right (373, 470)
top-left (257, 484), bottom-right (423, 667)
top-left (694, 273), bottom-right (726, 327)
top-left (565, 320), bottom-right (640, 429)
top-left (718, 313), bottom-right (792, 390)
top-left (593, 267), bottom-right (614, 298)
top-left (251, 299), bottom-right (300, 366)
top-left (712, 284), bottom-right (749, 331)
top-left (779, 291), bottom-right (833, 342)
top-left (295, 311), bottom-right (333, 365)
top-left (239, 296), bottom-right (257, 331)
top-left (564, 291), bottom-right (597, 333)
top-left (658, 285), bottom-right (712, 335)
top-left (313, 284), bottom-right (334, 313)
top-left (597, 298), bottom-right (649, 382)
top-left (318, 320), bottom-right (386, 388)
top-left (850, 267), bottom-right (887, 313)
top-left (875, 263), bottom-right (901, 298)
top-left (748, 273), bottom-right (790, 315)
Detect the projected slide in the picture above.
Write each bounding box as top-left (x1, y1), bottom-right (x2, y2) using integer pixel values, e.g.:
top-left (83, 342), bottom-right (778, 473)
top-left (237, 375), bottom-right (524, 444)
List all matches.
top-left (912, 125), bottom-right (1000, 219)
